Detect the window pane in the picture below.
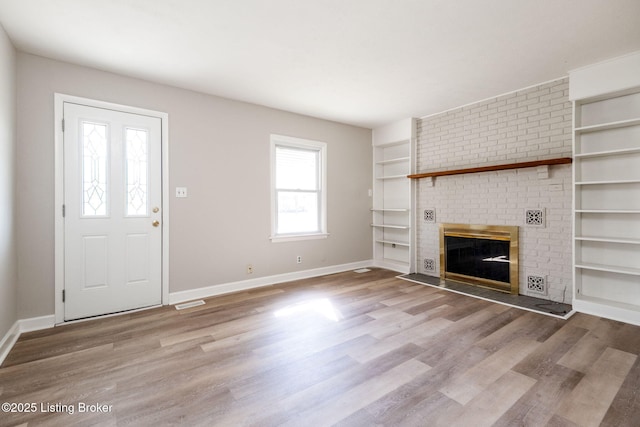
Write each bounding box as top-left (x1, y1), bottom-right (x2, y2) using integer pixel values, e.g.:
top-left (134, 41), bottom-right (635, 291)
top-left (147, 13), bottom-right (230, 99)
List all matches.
top-left (125, 128), bottom-right (149, 216)
top-left (276, 146), bottom-right (318, 190)
top-left (82, 122), bottom-right (108, 216)
top-left (277, 191), bottom-right (319, 234)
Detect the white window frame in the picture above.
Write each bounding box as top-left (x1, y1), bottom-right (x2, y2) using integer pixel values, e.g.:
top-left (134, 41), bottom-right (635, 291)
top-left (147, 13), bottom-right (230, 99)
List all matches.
top-left (270, 134), bottom-right (328, 242)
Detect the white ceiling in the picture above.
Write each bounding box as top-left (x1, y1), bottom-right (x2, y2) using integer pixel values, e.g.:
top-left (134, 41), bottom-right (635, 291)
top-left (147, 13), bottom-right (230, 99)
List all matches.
top-left (1, 0), bottom-right (639, 128)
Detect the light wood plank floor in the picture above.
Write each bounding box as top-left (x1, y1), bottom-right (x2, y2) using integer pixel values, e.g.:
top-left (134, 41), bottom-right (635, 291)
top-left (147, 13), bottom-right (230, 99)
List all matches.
top-left (1, 269), bottom-right (639, 426)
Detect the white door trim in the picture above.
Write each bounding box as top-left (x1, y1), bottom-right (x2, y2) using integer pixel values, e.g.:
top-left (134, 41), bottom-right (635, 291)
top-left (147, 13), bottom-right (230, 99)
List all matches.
top-left (54, 94), bottom-right (170, 324)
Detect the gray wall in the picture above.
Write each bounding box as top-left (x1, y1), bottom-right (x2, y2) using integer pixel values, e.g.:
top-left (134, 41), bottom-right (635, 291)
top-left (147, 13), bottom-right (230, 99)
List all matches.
top-left (0, 25), bottom-right (18, 337)
top-left (15, 53), bottom-right (373, 319)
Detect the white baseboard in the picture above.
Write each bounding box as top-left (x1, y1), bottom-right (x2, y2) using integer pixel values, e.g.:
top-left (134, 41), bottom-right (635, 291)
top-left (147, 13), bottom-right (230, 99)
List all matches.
top-left (169, 260), bottom-right (374, 305)
top-left (371, 259), bottom-right (410, 274)
top-left (573, 299), bottom-right (640, 327)
top-left (19, 315), bottom-right (56, 333)
top-left (0, 321), bottom-right (20, 366)
top-left (0, 315), bottom-right (56, 366)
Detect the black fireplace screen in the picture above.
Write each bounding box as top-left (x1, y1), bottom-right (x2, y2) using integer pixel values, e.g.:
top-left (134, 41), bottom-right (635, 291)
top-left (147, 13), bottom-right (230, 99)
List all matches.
top-left (445, 236), bottom-right (510, 283)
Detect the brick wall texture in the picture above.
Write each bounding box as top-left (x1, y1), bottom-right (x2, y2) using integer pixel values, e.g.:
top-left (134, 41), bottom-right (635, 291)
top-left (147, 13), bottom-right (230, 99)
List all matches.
top-left (416, 78), bottom-right (573, 303)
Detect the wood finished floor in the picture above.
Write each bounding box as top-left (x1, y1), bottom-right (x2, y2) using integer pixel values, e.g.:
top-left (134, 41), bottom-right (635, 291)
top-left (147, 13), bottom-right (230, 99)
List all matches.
top-left (1, 268), bottom-right (640, 427)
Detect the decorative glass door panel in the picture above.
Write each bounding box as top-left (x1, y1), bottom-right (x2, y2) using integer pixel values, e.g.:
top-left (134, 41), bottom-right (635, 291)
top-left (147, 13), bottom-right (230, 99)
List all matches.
top-left (125, 128), bottom-right (149, 216)
top-left (81, 122), bottom-right (109, 217)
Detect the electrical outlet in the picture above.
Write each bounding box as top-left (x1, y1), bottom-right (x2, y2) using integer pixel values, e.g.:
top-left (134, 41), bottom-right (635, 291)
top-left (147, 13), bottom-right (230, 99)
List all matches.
top-left (247, 264), bottom-right (253, 274)
top-left (176, 187), bottom-right (188, 198)
top-left (296, 255), bottom-right (302, 264)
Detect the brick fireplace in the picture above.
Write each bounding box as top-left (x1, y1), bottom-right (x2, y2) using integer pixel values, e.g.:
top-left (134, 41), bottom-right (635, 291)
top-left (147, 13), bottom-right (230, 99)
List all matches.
top-left (415, 78), bottom-right (573, 304)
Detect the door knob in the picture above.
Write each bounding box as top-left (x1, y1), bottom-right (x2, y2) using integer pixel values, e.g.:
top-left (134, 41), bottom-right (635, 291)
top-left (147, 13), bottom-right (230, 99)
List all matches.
top-left (152, 220), bottom-right (160, 227)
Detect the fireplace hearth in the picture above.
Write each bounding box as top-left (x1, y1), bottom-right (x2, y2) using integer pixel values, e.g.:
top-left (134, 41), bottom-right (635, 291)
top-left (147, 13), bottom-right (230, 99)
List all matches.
top-left (440, 223), bottom-right (519, 294)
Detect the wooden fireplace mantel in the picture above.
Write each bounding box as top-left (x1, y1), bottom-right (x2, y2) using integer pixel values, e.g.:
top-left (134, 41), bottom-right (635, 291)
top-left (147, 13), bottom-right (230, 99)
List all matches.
top-left (407, 157), bottom-right (572, 180)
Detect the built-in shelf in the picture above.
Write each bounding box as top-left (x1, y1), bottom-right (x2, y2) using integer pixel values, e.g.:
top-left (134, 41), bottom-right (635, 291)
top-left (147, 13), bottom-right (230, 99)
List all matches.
top-left (574, 117), bottom-right (640, 133)
top-left (575, 262), bottom-right (640, 276)
top-left (377, 174), bottom-right (408, 180)
top-left (575, 179), bottom-right (640, 185)
top-left (574, 147), bottom-right (640, 159)
top-left (372, 119), bottom-right (416, 273)
top-left (408, 157), bottom-right (572, 180)
top-left (575, 236), bottom-right (640, 245)
top-left (370, 224), bottom-right (410, 230)
top-left (376, 156), bottom-right (410, 165)
top-left (572, 76), bottom-right (640, 325)
top-left (375, 240), bottom-right (410, 247)
top-left (575, 209), bottom-right (640, 214)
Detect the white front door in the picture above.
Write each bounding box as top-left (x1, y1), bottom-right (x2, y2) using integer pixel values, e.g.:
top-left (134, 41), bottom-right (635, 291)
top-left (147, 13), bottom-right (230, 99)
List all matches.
top-left (63, 102), bottom-right (162, 320)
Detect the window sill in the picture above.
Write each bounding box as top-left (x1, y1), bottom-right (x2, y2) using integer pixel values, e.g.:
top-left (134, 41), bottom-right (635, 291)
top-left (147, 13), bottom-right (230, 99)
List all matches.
top-left (270, 233), bottom-right (329, 243)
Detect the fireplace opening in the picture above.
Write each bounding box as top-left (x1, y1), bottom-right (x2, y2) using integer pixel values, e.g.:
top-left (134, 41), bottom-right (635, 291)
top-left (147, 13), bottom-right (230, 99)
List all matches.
top-left (445, 236), bottom-right (510, 283)
top-left (440, 223), bottom-right (519, 294)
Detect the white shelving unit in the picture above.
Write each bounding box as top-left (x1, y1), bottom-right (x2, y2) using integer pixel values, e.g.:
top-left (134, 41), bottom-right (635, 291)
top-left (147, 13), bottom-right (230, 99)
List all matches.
top-left (371, 119), bottom-right (416, 273)
top-left (572, 88), bottom-right (640, 325)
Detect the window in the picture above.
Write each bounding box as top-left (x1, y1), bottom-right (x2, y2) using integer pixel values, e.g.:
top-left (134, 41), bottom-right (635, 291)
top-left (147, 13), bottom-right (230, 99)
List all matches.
top-left (271, 135), bottom-right (327, 242)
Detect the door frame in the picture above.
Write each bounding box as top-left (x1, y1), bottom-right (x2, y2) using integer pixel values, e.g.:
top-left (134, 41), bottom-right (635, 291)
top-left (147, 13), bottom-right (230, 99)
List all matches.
top-left (54, 94), bottom-right (170, 324)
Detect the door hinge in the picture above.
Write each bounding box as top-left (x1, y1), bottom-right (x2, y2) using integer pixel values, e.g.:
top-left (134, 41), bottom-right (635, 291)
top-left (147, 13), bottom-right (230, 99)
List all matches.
top-left (62, 118), bottom-right (65, 132)
top-left (62, 289), bottom-right (65, 303)
top-left (62, 204), bottom-right (66, 217)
